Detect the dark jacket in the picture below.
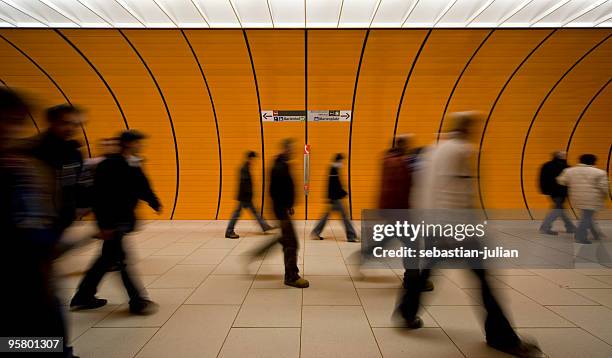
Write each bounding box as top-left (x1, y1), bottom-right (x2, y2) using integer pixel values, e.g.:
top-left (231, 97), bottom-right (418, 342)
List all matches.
top-left (270, 154), bottom-right (294, 219)
top-left (237, 161), bottom-right (253, 202)
top-left (29, 131), bottom-right (85, 231)
top-left (328, 164), bottom-right (347, 200)
top-left (539, 158), bottom-right (569, 198)
top-left (379, 149), bottom-right (412, 209)
top-left (92, 154), bottom-right (160, 230)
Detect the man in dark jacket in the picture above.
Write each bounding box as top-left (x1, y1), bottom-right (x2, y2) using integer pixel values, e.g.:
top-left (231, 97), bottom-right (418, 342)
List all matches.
top-left (71, 130), bottom-right (161, 314)
top-left (539, 151), bottom-right (575, 235)
top-left (311, 153), bottom-right (357, 242)
top-left (252, 139), bottom-right (309, 288)
top-left (225, 151), bottom-right (272, 239)
top-left (30, 104), bottom-right (88, 235)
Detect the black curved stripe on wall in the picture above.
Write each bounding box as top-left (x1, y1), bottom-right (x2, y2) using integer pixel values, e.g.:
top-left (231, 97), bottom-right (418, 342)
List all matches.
top-left (392, 29), bottom-right (432, 147)
top-left (520, 34), bottom-right (611, 220)
top-left (304, 29), bottom-right (309, 220)
top-left (242, 29), bottom-right (266, 217)
top-left (477, 29), bottom-right (557, 219)
top-left (436, 29), bottom-right (495, 143)
top-left (118, 29), bottom-right (180, 220)
top-left (181, 30), bottom-right (223, 220)
top-left (0, 33), bottom-right (92, 157)
top-left (564, 78), bottom-right (611, 218)
top-left (55, 29), bottom-right (129, 130)
top-left (0, 77), bottom-right (39, 132)
top-left (347, 29), bottom-right (370, 220)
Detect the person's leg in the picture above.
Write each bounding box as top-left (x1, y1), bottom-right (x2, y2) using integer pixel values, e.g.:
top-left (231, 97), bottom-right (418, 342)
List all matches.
top-left (244, 201), bottom-right (271, 230)
top-left (397, 267), bottom-right (429, 327)
top-left (575, 210), bottom-right (590, 243)
top-left (113, 232), bottom-right (145, 302)
top-left (334, 199), bottom-right (357, 240)
top-left (472, 269), bottom-right (520, 348)
top-left (73, 239), bottom-right (117, 300)
top-left (312, 205), bottom-right (331, 238)
top-left (584, 209), bottom-right (601, 240)
top-left (556, 197), bottom-right (576, 232)
top-left (540, 196), bottom-right (561, 233)
top-left (279, 219), bottom-right (301, 283)
top-left (225, 202), bottom-right (243, 235)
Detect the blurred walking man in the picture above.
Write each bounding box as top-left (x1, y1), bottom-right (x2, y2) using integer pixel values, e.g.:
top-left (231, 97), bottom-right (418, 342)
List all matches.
top-left (311, 153), bottom-right (357, 242)
top-left (71, 130), bottom-right (161, 314)
top-left (226, 151), bottom-right (273, 239)
top-left (557, 154), bottom-right (608, 244)
top-left (539, 151), bottom-right (575, 235)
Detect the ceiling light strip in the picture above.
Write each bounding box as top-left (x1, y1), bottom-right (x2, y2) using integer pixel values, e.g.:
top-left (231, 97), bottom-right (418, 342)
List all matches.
top-left (38, 0), bottom-right (80, 26)
top-left (369, 0), bottom-right (383, 27)
top-left (228, 0), bottom-right (243, 28)
top-left (497, 0), bottom-right (533, 27)
top-left (76, 0), bottom-right (113, 27)
top-left (113, 0), bottom-right (146, 27)
top-left (529, 0), bottom-right (571, 27)
top-left (1, 0), bottom-right (49, 26)
top-left (401, 0), bottom-right (420, 27)
top-left (433, 0), bottom-right (459, 27)
top-left (562, 0), bottom-right (609, 27)
top-left (466, 0), bottom-right (497, 26)
top-left (151, 0), bottom-right (179, 27)
top-left (189, 0), bottom-right (210, 27)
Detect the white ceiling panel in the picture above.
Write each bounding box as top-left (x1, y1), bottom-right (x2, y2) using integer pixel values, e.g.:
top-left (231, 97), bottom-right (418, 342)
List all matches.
top-left (0, 0), bottom-right (609, 28)
top-left (306, 0), bottom-right (341, 27)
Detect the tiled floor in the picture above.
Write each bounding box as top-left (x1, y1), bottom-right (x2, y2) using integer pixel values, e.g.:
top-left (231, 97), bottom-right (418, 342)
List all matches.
top-left (55, 219), bottom-right (612, 358)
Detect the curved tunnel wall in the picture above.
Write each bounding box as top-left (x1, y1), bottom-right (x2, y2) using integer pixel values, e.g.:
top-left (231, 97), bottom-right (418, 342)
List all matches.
top-left (0, 29), bottom-right (609, 220)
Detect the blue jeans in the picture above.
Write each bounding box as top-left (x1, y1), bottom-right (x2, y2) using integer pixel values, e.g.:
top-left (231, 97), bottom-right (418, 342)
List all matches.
top-left (576, 209), bottom-right (601, 242)
top-left (226, 201), bottom-right (269, 233)
top-left (540, 196), bottom-right (575, 232)
top-left (312, 199), bottom-right (356, 239)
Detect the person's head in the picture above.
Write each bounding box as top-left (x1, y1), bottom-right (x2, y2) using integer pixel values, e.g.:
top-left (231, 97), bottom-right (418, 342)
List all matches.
top-left (100, 137), bottom-right (120, 156)
top-left (0, 87), bottom-right (29, 142)
top-left (119, 130), bottom-right (146, 156)
top-left (579, 154), bottom-right (597, 166)
top-left (246, 150), bottom-right (257, 163)
top-left (46, 104), bottom-right (84, 140)
top-left (281, 138), bottom-right (294, 158)
top-left (553, 151), bottom-right (567, 161)
top-left (448, 111), bottom-right (480, 139)
top-left (393, 134), bottom-right (412, 155)
top-left (334, 153), bottom-right (345, 163)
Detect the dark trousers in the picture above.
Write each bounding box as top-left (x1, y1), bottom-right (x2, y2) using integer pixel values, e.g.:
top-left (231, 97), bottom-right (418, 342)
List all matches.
top-left (226, 200), bottom-right (269, 233)
top-left (252, 210), bottom-right (300, 282)
top-left (74, 231), bottom-right (143, 303)
top-left (312, 199), bottom-right (356, 239)
top-left (399, 267), bottom-right (520, 348)
top-left (540, 196), bottom-right (575, 231)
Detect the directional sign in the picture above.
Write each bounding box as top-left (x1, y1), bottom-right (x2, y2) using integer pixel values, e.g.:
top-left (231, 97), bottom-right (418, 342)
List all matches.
top-left (307, 110), bottom-right (351, 122)
top-left (261, 110), bottom-right (306, 122)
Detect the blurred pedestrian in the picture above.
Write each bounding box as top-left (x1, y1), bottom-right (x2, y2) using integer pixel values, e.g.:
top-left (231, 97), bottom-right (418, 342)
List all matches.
top-left (539, 151), bottom-right (575, 235)
top-left (311, 153), bottom-right (357, 242)
top-left (0, 88), bottom-right (78, 357)
top-left (71, 130), bottom-right (161, 314)
top-left (250, 139), bottom-right (309, 288)
top-left (225, 151), bottom-right (273, 239)
top-left (397, 112), bottom-right (544, 358)
top-left (557, 154), bottom-right (608, 244)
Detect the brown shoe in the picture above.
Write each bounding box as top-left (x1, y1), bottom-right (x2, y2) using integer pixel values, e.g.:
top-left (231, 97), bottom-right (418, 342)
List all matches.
top-left (285, 277), bottom-right (310, 288)
top-left (225, 231), bottom-right (239, 239)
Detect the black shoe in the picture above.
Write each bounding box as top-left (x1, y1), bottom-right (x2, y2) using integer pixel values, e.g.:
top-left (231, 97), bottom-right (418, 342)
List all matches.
top-left (566, 227), bottom-right (576, 234)
top-left (311, 232), bottom-right (324, 240)
top-left (488, 340), bottom-right (545, 358)
top-left (539, 229), bottom-right (558, 235)
top-left (129, 299), bottom-right (159, 315)
top-left (347, 237), bottom-right (360, 243)
top-left (70, 296), bottom-right (108, 310)
top-left (405, 316), bottom-right (424, 329)
top-left (575, 239), bottom-right (592, 244)
top-left (225, 231), bottom-right (239, 239)
top-left (262, 224), bottom-right (275, 232)
top-left (402, 279), bottom-right (434, 292)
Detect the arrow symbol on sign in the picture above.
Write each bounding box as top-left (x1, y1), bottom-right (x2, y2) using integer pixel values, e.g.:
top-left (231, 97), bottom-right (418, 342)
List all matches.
top-left (342, 113), bottom-right (350, 119)
top-left (263, 113), bottom-right (271, 119)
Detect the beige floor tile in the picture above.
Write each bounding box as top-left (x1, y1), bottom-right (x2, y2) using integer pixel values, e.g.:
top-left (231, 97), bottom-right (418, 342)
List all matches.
top-left (136, 256), bottom-right (185, 275)
top-left (96, 288), bottom-right (192, 327)
top-left (67, 304), bottom-right (118, 343)
top-left (218, 328), bottom-right (300, 358)
top-left (262, 247), bottom-right (304, 265)
top-left (73, 327), bottom-right (157, 358)
top-left (571, 288), bottom-right (612, 308)
top-left (148, 265), bottom-right (214, 288)
top-left (136, 305), bottom-right (239, 358)
top-left (304, 255), bottom-right (349, 276)
top-left (357, 288), bottom-right (438, 328)
top-left (152, 242), bottom-right (203, 256)
top-left (180, 248), bottom-right (231, 265)
top-left (301, 306), bottom-right (381, 358)
top-left (549, 305), bottom-right (612, 344)
top-left (530, 269), bottom-right (612, 288)
top-left (373, 327), bottom-right (464, 358)
top-left (176, 232), bottom-right (213, 243)
top-left (348, 265), bottom-right (402, 288)
top-left (421, 276), bottom-right (480, 306)
top-left (186, 275), bottom-right (254, 304)
top-left (234, 289), bottom-right (302, 327)
top-left (518, 328), bottom-right (612, 358)
top-left (463, 288), bottom-right (574, 328)
top-left (303, 276), bottom-right (360, 305)
top-left (212, 255), bottom-right (263, 275)
top-left (495, 275), bottom-right (597, 305)
top-left (202, 238), bottom-right (240, 249)
top-left (252, 264), bottom-right (304, 289)
top-left (442, 269), bottom-right (508, 289)
top-left (591, 275), bottom-right (612, 286)
top-left (426, 306), bottom-right (513, 358)
top-left (303, 243), bottom-right (342, 256)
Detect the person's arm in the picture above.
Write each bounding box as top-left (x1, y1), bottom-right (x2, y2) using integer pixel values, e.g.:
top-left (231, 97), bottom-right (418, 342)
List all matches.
top-left (556, 169), bottom-right (569, 186)
top-left (596, 171), bottom-right (609, 197)
top-left (136, 167), bottom-right (161, 212)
